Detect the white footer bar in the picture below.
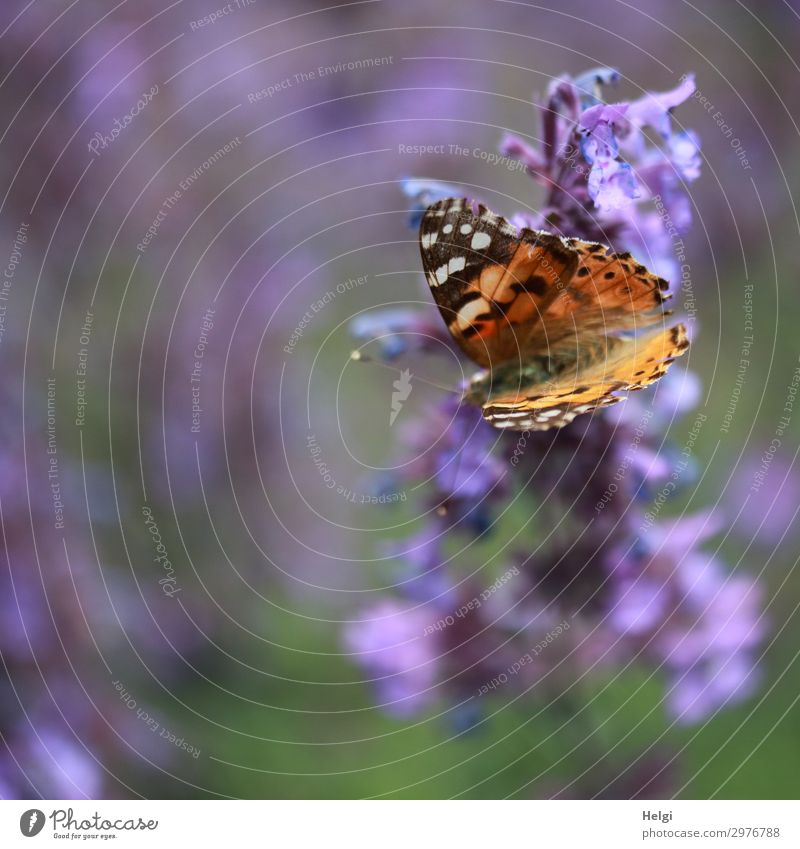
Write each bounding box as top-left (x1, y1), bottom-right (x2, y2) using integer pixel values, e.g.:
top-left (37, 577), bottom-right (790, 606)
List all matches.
top-left (1, 799), bottom-right (797, 847)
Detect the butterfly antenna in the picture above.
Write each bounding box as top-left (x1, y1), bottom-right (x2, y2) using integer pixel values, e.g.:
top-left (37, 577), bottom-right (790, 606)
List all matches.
top-left (349, 349), bottom-right (462, 395)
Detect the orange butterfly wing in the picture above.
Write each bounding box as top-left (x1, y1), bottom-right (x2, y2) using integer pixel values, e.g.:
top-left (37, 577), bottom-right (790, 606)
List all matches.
top-left (419, 198), bottom-right (577, 367)
top-left (479, 324), bottom-right (690, 430)
top-left (418, 198), bottom-right (690, 430)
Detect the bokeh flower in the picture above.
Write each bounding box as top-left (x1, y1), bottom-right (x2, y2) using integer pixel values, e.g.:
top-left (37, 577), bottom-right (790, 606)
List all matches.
top-left (345, 68), bottom-right (764, 739)
top-left (345, 601), bottom-right (440, 717)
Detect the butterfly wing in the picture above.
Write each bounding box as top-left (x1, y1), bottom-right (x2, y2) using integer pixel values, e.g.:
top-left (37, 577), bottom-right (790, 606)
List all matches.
top-left (478, 324), bottom-right (690, 430)
top-left (510, 234), bottom-right (675, 357)
top-left (418, 198), bottom-right (690, 431)
top-left (420, 199), bottom-right (674, 362)
top-left (528, 237), bottom-right (672, 346)
top-left (418, 198), bottom-right (578, 367)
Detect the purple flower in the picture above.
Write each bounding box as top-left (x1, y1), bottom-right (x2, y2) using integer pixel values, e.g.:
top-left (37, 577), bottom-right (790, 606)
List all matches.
top-left (607, 513), bottom-right (764, 723)
top-left (498, 135), bottom-right (548, 177)
top-left (31, 729), bottom-right (103, 799)
top-left (403, 178), bottom-right (464, 229)
top-left (350, 307), bottom-right (447, 361)
top-left (347, 67), bottom-right (764, 734)
top-left (344, 601), bottom-right (440, 716)
top-left (727, 451), bottom-right (800, 545)
top-left (383, 531), bottom-right (455, 608)
top-left (499, 68), bottom-right (700, 251)
top-left (668, 130), bottom-right (703, 181)
top-left (626, 75), bottom-right (697, 138)
top-left (579, 102), bottom-right (639, 211)
top-left (392, 397), bottom-right (510, 543)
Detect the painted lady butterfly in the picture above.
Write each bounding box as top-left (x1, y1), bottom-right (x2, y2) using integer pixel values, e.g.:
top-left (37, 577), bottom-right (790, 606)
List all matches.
top-left (419, 198), bottom-right (689, 430)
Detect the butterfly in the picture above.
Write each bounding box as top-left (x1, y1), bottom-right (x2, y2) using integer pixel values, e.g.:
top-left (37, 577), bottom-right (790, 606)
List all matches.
top-left (419, 198), bottom-right (689, 430)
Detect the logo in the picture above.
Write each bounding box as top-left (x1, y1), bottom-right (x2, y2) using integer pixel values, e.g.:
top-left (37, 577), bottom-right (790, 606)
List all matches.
top-left (390, 368), bottom-right (413, 426)
top-left (19, 810), bottom-right (45, 837)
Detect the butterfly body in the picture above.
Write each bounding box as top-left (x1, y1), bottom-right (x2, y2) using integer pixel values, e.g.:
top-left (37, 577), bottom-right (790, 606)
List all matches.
top-left (418, 198), bottom-right (689, 430)
top-left (465, 353), bottom-right (569, 405)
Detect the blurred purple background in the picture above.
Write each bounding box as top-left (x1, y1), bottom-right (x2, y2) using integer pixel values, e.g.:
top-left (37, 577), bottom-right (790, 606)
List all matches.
top-left (0, 0), bottom-right (798, 799)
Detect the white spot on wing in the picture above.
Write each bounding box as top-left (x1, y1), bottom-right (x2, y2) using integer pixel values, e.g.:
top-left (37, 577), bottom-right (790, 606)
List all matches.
top-left (471, 232), bottom-right (492, 251)
top-left (435, 264), bottom-right (448, 285)
top-left (442, 223), bottom-right (453, 234)
top-left (421, 232), bottom-right (437, 249)
top-left (460, 223), bottom-right (472, 234)
top-left (448, 256), bottom-right (466, 274)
